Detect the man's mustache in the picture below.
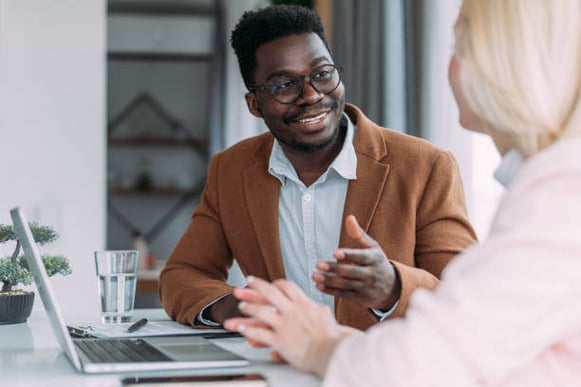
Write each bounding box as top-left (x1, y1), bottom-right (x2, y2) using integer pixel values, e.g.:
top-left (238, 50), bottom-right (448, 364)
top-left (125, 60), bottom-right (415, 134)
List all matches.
top-left (283, 100), bottom-right (338, 124)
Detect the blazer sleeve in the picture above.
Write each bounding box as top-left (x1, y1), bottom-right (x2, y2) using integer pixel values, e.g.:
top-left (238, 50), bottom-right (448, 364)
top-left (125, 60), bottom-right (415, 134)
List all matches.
top-left (158, 153), bottom-right (236, 327)
top-left (390, 151), bottom-right (477, 318)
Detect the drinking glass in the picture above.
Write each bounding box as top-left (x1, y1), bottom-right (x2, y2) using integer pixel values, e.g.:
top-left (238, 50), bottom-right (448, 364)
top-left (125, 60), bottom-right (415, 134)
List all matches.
top-left (94, 250), bottom-right (139, 323)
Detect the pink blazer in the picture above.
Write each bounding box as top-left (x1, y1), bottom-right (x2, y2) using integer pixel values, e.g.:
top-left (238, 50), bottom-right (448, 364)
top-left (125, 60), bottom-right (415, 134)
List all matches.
top-left (325, 138), bottom-right (581, 385)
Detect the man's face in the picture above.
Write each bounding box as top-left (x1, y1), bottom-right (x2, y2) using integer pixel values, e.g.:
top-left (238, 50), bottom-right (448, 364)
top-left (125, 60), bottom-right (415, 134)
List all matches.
top-left (245, 33), bottom-right (346, 153)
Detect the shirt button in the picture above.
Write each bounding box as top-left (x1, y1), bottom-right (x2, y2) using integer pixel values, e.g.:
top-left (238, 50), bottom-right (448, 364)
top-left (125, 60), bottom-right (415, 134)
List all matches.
top-left (303, 193), bottom-right (312, 202)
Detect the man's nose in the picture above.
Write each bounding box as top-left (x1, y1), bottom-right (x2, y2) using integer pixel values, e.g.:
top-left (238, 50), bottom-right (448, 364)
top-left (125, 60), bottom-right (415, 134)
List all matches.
top-left (295, 77), bottom-right (323, 105)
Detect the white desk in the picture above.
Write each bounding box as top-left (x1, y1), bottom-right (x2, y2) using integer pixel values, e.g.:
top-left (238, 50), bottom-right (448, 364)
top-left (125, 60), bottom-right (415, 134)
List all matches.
top-left (0, 308), bottom-right (321, 387)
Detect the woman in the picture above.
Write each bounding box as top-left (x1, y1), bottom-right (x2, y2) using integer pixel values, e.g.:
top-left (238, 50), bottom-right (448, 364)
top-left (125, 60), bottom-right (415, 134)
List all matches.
top-left (224, 0), bottom-right (581, 385)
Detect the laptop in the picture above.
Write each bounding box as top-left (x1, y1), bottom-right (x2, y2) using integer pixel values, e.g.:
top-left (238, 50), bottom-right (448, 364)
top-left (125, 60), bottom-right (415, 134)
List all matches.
top-left (10, 207), bottom-right (249, 374)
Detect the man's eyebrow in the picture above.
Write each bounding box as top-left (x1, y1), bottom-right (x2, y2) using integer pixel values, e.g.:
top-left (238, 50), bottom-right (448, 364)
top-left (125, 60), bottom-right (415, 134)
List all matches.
top-left (264, 56), bottom-right (333, 81)
top-left (265, 70), bottom-right (296, 81)
top-left (311, 56), bottom-right (331, 66)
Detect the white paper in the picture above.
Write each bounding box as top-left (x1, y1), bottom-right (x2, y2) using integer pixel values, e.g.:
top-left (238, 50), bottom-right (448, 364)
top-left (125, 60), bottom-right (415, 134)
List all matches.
top-left (69, 320), bottom-right (233, 338)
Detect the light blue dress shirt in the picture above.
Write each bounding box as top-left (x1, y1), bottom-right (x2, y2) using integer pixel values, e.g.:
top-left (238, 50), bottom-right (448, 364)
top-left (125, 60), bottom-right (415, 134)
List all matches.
top-left (267, 115), bottom-right (357, 313)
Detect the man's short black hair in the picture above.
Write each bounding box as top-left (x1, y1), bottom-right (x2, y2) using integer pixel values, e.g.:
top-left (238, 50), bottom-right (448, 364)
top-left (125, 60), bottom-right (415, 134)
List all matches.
top-left (230, 5), bottom-right (331, 89)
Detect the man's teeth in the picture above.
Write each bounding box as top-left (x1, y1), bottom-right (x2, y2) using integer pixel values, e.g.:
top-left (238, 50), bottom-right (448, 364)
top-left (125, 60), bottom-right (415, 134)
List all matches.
top-left (298, 112), bottom-right (326, 123)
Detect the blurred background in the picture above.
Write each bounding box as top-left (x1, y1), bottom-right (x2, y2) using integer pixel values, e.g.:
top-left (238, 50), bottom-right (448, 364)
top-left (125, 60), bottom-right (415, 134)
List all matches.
top-left (0, 0), bottom-right (502, 319)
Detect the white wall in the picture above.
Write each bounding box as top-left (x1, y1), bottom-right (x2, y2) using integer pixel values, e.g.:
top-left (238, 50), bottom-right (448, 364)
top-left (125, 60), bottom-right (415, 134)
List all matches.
top-left (419, 0), bottom-right (502, 240)
top-left (0, 0), bottom-right (106, 321)
top-left (223, 0), bottom-right (269, 149)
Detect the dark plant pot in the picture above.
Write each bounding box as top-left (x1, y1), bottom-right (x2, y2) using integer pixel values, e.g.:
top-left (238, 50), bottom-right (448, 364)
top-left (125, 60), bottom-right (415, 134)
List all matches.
top-left (0, 291), bottom-right (35, 325)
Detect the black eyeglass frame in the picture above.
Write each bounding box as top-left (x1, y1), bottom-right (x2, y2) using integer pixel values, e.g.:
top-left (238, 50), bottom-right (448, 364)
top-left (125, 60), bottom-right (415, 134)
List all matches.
top-left (247, 64), bottom-right (344, 105)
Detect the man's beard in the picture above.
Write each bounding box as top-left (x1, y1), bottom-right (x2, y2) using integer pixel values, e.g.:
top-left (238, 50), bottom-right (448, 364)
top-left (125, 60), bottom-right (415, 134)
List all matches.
top-left (275, 123), bottom-right (340, 153)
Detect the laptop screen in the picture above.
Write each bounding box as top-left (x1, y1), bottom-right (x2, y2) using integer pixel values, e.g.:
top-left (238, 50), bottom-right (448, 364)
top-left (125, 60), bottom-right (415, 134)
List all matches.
top-left (10, 207), bottom-right (250, 374)
top-left (10, 207), bottom-right (83, 371)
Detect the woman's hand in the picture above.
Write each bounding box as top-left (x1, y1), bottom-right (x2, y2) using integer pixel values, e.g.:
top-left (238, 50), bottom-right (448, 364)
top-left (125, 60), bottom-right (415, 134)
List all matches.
top-left (224, 277), bottom-right (354, 376)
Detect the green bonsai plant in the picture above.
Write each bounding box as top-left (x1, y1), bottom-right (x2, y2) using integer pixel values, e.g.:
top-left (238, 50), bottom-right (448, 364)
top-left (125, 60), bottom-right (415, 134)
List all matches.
top-left (0, 222), bottom-right (71, 293)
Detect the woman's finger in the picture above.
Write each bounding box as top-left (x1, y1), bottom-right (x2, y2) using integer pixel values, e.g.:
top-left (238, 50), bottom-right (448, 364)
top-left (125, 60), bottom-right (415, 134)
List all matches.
top-left (247, 338), bottom-right (270, 348)
top-left (245, 276), bottom-right (293, 313)
top-left (270, 350), bottom-right (287, 363)
top-left (238, 301), bottom-right (281, 327)
top-left (273, 279), bottom-right (311, 304)
top-left (223, 316), bottom-right (269, 332)
top-left (233, 287), bottom-right (269, 304)
top-left (237, 325), bottom-right (276, 348)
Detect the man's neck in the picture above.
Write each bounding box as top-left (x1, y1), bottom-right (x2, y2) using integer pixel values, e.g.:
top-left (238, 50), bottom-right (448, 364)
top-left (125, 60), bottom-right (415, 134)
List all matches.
top-left (283, 119), bottom-right (348, 187)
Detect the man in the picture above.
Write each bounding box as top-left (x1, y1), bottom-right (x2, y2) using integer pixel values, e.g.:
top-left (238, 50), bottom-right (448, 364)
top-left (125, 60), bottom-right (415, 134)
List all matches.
top-left (159, 5), bottom-right (476, 331)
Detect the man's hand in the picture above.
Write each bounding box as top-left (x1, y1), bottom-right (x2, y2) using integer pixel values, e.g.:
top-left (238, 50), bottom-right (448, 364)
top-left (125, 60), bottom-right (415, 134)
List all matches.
top-left (207, 287), bottom-right (276, 327)
top-left (206, 294), bottom-right (244, 324)
top-left (312, 215), bottom-right (401, 310)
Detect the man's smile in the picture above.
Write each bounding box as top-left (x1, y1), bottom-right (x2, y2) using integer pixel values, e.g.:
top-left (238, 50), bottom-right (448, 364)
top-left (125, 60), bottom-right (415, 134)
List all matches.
top-left (297, 111), bottom-right (328, 124)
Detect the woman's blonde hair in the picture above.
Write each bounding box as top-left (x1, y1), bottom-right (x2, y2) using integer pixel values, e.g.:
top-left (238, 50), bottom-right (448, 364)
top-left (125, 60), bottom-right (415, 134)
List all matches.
top-left (456, 0), bottom-right (581, 156)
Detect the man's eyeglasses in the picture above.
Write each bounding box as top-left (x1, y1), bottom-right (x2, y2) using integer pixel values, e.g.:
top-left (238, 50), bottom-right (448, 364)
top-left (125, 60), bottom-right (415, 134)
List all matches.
top-left (248, 64), bottom-right (344, 105)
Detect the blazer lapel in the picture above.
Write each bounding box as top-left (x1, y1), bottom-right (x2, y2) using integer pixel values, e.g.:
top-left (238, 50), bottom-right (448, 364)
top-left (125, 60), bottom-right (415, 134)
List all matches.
top-left (242, 142), bottom-right (286, 280)
top-left (340, 157), bottom-right (390, 245)
top-left (340, 104), bottom-right (391, 246)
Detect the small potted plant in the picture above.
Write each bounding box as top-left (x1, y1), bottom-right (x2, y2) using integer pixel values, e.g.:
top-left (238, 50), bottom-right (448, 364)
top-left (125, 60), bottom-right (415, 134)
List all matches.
top-left (0, 222), bottom-right (71, 324)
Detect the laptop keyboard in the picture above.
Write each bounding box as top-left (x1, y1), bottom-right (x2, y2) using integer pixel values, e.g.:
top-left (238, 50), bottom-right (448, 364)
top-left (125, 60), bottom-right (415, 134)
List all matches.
top-left (75, 338), bottom-right (172, 363)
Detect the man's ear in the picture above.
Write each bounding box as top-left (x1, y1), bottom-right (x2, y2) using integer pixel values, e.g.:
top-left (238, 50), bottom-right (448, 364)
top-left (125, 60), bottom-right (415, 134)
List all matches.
top-left (245, 92), bottom-right (263, 118)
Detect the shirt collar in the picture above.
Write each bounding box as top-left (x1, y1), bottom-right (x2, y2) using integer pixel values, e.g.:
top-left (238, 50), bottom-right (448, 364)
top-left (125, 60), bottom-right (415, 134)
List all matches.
top-left (268, 114), bottom-right (358, 185)
top-left (493, 148), bottom-right (524, 188)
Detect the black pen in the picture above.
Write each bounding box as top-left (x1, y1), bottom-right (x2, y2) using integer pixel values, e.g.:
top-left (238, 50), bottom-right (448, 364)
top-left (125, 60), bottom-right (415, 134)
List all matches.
top-left (126, 318), bottom-right (148, 333)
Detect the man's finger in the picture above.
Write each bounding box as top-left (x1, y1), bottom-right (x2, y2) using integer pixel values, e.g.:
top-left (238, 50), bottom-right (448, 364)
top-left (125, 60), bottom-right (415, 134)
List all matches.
top-left (313, 270), bottom-right (371, 292)
top-left (344, 215), bottom-right (380, 249)
top-left (333, 249), bottom-right (381, 266)
top-left (315, 262), bottom-right (371, 280)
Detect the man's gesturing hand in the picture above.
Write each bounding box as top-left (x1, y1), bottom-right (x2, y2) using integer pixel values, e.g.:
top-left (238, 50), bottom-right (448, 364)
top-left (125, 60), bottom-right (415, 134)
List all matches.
top-left (312, 215), bottom-right (401, 310)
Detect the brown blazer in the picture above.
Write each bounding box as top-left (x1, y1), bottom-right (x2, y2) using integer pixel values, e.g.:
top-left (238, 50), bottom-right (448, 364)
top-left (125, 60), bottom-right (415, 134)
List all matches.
top-left (159, 104), bottom-right (477, 330)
